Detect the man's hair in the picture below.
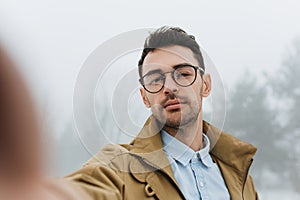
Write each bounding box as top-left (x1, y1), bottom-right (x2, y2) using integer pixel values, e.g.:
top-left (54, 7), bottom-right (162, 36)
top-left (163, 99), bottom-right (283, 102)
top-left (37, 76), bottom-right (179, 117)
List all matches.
top-left (138, 26), bottom-right (205, 78)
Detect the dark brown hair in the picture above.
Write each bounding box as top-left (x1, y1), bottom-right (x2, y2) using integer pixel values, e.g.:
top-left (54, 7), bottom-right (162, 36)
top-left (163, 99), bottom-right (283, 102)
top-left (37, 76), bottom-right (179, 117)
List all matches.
top-left (138, 26), bottom-right (205, 77)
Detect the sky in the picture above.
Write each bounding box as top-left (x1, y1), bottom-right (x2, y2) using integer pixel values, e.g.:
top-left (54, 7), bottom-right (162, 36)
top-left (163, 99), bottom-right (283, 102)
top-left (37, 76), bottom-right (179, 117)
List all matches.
top-left (1, 0), bottom-right (300, 136)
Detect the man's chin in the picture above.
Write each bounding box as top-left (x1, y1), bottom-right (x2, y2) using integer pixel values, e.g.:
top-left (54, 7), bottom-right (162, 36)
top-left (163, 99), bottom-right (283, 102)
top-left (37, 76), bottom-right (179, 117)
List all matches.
top-left (152, 113), bottom-right (181, 129)
top-left (153, 109), bottom-right (196, 128)
top-left (166, 112), bottom-right (200, 128)
top-left (164, 115), bottom-right (190, 129)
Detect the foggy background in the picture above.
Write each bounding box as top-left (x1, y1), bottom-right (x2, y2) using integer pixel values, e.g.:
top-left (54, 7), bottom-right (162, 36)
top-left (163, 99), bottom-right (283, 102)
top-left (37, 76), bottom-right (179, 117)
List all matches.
top-left (1, 0), bottom-right (300, 199)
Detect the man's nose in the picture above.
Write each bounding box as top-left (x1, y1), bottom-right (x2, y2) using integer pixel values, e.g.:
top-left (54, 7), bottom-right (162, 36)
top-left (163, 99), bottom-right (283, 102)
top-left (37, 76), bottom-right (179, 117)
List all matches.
top-left (163, 73), bottom-right (178, 95)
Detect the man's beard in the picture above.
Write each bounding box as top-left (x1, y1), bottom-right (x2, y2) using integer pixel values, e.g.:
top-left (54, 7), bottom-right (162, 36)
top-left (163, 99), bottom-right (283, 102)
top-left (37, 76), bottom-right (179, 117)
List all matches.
top-left (164, 105), bottom-right (199, 129)
top-left (151, 97), bottom-right (202, 130)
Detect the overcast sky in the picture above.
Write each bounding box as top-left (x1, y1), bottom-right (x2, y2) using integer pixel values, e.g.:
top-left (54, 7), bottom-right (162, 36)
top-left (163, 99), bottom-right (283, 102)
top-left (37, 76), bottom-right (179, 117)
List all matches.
top-left (1, 0), bottom-right (300, 135)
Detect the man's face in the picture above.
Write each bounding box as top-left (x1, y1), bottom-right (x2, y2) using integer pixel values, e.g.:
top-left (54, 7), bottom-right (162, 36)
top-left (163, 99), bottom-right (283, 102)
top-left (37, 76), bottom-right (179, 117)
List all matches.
top-left (140, 45), bottom-right (211, 130)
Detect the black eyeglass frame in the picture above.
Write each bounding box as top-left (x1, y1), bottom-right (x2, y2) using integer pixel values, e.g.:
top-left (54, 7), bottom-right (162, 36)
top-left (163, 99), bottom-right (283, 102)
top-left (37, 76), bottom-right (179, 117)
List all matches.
top-left (139, 64), bottom-right (205, 94)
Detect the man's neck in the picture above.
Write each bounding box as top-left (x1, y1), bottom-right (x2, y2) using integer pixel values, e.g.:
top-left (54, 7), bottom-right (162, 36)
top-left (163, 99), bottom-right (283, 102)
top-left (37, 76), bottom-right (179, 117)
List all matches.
top-left (163, 119), bottom-right (203, 152)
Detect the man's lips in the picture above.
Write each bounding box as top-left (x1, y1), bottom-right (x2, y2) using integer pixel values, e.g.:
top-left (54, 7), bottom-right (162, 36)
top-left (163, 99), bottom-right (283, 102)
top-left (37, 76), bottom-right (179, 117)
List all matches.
top-left (164, 100), bottom-right (184, 111)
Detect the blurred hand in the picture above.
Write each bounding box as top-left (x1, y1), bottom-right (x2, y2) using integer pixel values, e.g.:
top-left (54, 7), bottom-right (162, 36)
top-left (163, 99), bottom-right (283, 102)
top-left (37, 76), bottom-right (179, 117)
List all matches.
top-left (0, 47), bottom-right (92, 200)
top-left (0, 48), bottom-right (49, 199)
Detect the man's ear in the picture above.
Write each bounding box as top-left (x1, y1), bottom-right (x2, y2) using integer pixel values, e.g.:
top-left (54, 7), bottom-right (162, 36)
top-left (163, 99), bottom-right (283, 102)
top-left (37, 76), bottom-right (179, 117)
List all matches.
top-left (140, 88), bottom-right (151, 108)
top-left (201, 74), bottom-right (211, 97)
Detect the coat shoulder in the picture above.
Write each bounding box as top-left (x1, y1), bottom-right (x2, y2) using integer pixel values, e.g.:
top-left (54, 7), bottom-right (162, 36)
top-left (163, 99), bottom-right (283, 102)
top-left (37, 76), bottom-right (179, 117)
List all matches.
top-left (83, 143), bottom-right (132, 167)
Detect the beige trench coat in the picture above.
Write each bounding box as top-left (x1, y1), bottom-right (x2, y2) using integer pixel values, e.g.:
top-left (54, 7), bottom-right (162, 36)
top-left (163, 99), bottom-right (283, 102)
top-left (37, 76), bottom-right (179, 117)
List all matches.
top-left (64, 117), bottom-right (259, 200)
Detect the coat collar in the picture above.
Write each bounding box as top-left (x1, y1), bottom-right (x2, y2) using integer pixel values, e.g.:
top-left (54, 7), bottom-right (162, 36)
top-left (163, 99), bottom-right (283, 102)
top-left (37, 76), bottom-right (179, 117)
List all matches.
top-left (129, 116), bottom-right (174, 175)
top-left (130, 116), bottom-right (257, 173)
top-left (203, 121), bottom-right (257, 173)
top-left (128, 116), bottom-right (257, 199)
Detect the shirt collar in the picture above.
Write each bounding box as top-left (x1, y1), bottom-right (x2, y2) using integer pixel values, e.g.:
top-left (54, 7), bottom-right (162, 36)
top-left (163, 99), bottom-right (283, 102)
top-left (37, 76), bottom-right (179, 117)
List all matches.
top-left (199, 134), bottom-right (213, 167)
top-left (161, 130), bottom-right (213, 167)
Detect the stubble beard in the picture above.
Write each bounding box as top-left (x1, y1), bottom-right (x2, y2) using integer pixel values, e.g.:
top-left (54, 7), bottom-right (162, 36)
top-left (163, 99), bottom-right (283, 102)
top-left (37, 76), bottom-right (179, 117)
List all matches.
top-left (149, 84), bottom-right (204, 132)
top-left (152, 99), bottom-right (202, 131)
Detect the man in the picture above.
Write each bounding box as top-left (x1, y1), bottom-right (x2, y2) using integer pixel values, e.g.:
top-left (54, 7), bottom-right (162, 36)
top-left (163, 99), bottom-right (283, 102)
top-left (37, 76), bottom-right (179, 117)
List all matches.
top-left (0, 26), bottom-right (258, 200)
top-left (64, 26), bottom-right (259, 199)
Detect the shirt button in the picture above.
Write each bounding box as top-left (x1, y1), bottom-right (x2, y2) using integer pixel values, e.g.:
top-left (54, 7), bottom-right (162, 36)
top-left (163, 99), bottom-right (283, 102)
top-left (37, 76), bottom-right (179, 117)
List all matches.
top-left (194, 154), bottom-right (197, 159)
top-left (200, 181), bottom-right (204, 187)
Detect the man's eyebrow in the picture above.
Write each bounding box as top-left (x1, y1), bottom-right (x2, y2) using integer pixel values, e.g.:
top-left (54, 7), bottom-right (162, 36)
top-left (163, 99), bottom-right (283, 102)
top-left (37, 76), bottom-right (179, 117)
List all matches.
top-left (172, 62), bottom-right (192, 67)
top-left (143, 69), bottom-right (163, 76)
top-left (143, 62), bottom-right (197, 76)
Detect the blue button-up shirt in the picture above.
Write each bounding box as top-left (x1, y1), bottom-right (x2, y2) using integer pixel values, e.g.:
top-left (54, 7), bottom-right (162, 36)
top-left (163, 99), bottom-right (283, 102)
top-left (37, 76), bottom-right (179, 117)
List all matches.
top-left (161, 130), bottom-right (230, 200)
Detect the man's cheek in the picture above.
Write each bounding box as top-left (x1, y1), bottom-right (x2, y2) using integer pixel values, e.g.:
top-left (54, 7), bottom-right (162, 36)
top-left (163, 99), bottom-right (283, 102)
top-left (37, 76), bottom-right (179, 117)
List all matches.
top-left (151, 103), bottom-right (164, 114)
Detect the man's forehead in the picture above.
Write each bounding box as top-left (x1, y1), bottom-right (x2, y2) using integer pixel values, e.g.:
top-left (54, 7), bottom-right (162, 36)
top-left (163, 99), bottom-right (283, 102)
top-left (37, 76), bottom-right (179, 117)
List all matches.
top-left (142, 63), bottom-right (176, 73)
top-left (142, 45), bottom-right (198, 73)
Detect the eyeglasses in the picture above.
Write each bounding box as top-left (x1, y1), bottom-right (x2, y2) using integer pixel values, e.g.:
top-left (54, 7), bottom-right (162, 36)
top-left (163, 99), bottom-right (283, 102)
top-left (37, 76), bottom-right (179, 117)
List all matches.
top-left (139, 64), bottom-right (205, 93)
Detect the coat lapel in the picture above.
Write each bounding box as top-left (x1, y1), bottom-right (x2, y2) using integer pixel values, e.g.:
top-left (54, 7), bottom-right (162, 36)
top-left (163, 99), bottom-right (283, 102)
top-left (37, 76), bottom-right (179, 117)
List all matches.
top-left (204, 121), bottom-right (257, 199)
top-left (128, 116), bottom-right (184, 199)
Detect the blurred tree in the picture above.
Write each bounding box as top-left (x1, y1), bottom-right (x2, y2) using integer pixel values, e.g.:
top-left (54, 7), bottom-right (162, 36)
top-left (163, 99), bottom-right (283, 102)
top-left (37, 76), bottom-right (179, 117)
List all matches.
top-left (223, 71), bottom-right (287, 188)
top-left (52, 103), bottom-right (120, 176)
top-left (53, 97), bottom-right (124, 176)
top-left (271, 38), bottom-right (300, 192)
top-left (52, 121), bottom-right (91, 176)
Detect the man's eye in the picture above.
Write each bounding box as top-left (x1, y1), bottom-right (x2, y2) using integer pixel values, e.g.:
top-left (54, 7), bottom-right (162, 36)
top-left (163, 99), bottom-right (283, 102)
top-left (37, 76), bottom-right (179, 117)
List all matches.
top-left (150, 77), bottom-right (162, 84)
top-left (180, 72), bottom-right (192, 76)
top-left (176, 72), bottom-right (192, 77)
